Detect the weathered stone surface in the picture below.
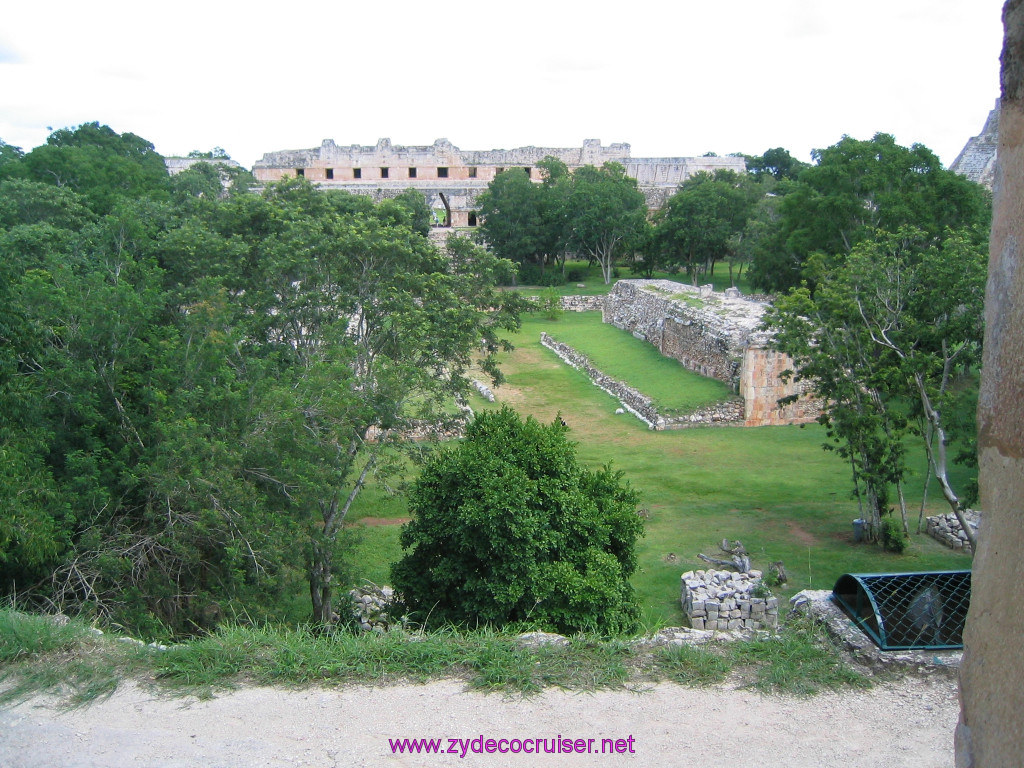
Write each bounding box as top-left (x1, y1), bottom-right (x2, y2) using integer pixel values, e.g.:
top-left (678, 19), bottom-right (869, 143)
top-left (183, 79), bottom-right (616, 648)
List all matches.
top-left (958, 13), bottom-right (1024, 763)
top-left (348, 584), bottom-right (405, 632)
top-left (925, 509), bottom-right (980, 554)
top-left (950, 101), bottom-right (999, 190)
top-left (602, 280), bottom-right (820, 427)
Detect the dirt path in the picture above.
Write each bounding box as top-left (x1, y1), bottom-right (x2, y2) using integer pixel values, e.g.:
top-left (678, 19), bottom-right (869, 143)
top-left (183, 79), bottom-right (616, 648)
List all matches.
top-left (0, 675), bottom-right (960, 767)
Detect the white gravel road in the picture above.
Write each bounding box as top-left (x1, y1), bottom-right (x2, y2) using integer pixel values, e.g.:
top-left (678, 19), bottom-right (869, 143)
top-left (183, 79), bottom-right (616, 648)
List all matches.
top-left (0, 675), bottom-right (960, 768)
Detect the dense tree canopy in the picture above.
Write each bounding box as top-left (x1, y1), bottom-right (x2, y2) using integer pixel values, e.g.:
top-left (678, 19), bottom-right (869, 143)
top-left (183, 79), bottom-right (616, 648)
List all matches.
top-left (651, 170), bottom-right (759, 285)
top-left (748, 133), bottom-right (990, 292)
top-left (2, 122), bottom-right (171, 215)
top-left (0, 125), bottom-right (523, 633)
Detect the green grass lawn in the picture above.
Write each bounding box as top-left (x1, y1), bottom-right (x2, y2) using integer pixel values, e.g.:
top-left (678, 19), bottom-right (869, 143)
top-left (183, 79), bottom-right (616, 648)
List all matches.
top-left (534, 312), bottom-right (733, 413)
top-left (347, 302), bottom-right (972, 630)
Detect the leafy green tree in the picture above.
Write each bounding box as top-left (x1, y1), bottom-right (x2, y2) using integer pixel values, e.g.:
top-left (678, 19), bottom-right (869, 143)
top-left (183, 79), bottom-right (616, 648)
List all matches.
top-left (653, 170), bottom-right (757, 285)
top-left (750, 133), bottom-right (991, 292)
top-left (210, 180), bottom-right (522, 624)
top-left (563, 162), bottom-right (647, 284)
top-left (0, 142), bottom-right (521, 632)
top-left (838, 229), bottom-right (986, 548)
top-left (0, 139), bottom-right (24, 171)
top-left (476, 166), bottom-right (551, 274)
top-left (744, 147), bottom-right (808, 181)
top-left (5, 122), bottom-right (170, 215)
top-left (764, 227), bottom-right (985, 545)
top-left (389, 188), bottom-right (432, 236)
top-left (392, 407), bottom-right (643, 634)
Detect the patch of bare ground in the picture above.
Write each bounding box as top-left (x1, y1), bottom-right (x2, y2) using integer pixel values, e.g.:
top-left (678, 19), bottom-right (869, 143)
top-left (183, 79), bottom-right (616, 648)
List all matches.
top-left (786, 520), bottom-right (820, 546)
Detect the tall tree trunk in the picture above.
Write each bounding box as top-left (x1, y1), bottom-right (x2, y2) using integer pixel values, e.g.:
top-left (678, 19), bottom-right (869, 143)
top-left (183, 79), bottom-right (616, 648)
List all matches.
top-left (917, 419), bottom-right (934, 534)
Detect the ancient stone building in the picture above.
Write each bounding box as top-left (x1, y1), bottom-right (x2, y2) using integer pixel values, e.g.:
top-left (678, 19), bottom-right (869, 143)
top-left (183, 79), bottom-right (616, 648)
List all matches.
top-left (601, 280), bottom-right (819, 427)
top-left (252, 138), bottom-right (745, 226)
top-left (164, 156), bottom-right (244, 175)
top-left (950, 101), bottom-right (999, 189)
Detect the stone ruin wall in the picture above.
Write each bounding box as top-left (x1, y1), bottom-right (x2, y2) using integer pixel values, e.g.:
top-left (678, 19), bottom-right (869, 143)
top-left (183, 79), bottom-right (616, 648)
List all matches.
top-left (926, 510), bottom-right (980, 554)
top-left (602, 280), bottom-right (819, 427)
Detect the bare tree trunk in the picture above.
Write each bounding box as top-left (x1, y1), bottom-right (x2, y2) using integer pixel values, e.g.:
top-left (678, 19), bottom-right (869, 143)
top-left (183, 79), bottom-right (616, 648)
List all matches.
top-left (914, 372), bottom-right (977, 551)
top-left (897, 480), bottom-right (910, 536)
top-left (917, 419), bottom-right (934, 534)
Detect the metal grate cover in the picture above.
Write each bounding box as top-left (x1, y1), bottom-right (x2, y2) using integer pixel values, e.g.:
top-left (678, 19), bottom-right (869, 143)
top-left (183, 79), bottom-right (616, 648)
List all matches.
top-left (832, 570), bottom-right (971, 650)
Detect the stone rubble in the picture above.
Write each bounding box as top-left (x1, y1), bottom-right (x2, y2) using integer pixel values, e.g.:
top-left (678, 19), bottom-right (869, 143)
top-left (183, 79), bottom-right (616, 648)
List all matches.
top-left (925, 510), bottom-right (980, 554)
top-left (681, 568), bottom-right (778, 631)
top-left (471, 379), bottom-right (496, 402)
top-left (348, 583), bottom-right (407, 632)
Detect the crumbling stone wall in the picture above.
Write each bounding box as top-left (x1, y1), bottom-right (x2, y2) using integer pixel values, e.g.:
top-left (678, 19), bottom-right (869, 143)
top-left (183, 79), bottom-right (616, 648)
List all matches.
top-left (926, 510), bottom-right (981, 554)
top-left (602, 280), bottom-right (818, 427)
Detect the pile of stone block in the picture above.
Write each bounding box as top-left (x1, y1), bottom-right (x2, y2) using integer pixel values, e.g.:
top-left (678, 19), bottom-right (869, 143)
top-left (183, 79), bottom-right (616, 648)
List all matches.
top-left (681, 569), bottom-right (779, 631)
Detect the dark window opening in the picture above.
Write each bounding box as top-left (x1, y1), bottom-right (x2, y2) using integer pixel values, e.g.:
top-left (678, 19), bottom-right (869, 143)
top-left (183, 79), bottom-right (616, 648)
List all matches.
top-left (523, 167), bottom-right (532, 177)
top-left (408, 167), bottom-right (417, 178)
top-left (468, 167), bottom-right (478, 178)
top-left (295, 168), bottom-right (305, 177)
top-left (468, 211), bottom-right (478, 227)
top-left (353, 167), bottom-right (361, 179)
top-left (496, 167), bottom-right (504, 175)
top-left (380, 167), bottom-right (389, 178)
top-left (326, 168), bottom-right (334, 179)
top-left (437, 167), bottom-right (448, 178)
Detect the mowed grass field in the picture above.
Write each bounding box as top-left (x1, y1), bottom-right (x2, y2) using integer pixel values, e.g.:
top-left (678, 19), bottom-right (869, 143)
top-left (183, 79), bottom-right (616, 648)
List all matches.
top-left (346, 310), bottom-right (973, 629)
top-left (539, 311), bottom-right (733, 413)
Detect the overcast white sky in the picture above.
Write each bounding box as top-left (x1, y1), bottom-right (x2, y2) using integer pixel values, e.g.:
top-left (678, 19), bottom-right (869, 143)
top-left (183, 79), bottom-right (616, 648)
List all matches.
top-left (0, 0), bottom-right (1006, 170)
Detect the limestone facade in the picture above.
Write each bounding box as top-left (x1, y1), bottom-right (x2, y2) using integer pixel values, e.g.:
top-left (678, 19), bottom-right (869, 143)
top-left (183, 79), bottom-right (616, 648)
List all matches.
top-left (252, 138), bottom-right (745, 226)
top-left (601, 280), bottom-right (819, 427)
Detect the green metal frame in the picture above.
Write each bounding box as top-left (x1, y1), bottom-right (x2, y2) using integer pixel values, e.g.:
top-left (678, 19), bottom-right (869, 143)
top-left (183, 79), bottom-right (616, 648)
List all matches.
top-left (831, 570), bottom-right (970, 651)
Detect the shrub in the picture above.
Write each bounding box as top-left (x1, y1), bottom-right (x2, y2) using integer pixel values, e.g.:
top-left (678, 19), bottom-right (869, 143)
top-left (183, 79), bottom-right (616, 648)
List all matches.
top-left (391, 407), bottom-right (643, 634)
top-left (566, 268), bottom-right (585, 282)
top-left (539, 287), bottom-right (563, 321)
top-left (880, 516), bottom-right (909, 554)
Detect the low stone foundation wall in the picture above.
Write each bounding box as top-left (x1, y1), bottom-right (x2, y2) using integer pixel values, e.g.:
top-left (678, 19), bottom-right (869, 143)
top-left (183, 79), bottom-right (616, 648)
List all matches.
top-left (925, 510), bottom-right (980, 554)
top-left (539, 333), bottom-right (743, 429)
top-left (559, 295), bottom-right (606, 312)
top-left (681, 569), bottom-right (779, 631)
top-left (523, 294), bottom-right (606, 312)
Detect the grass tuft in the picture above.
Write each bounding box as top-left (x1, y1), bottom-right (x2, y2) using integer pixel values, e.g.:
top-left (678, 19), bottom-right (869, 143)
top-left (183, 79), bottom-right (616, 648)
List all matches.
top-left (727, 617), bottom-right (870, 696)
top-left (654, 643), bottom-right (732, 686)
